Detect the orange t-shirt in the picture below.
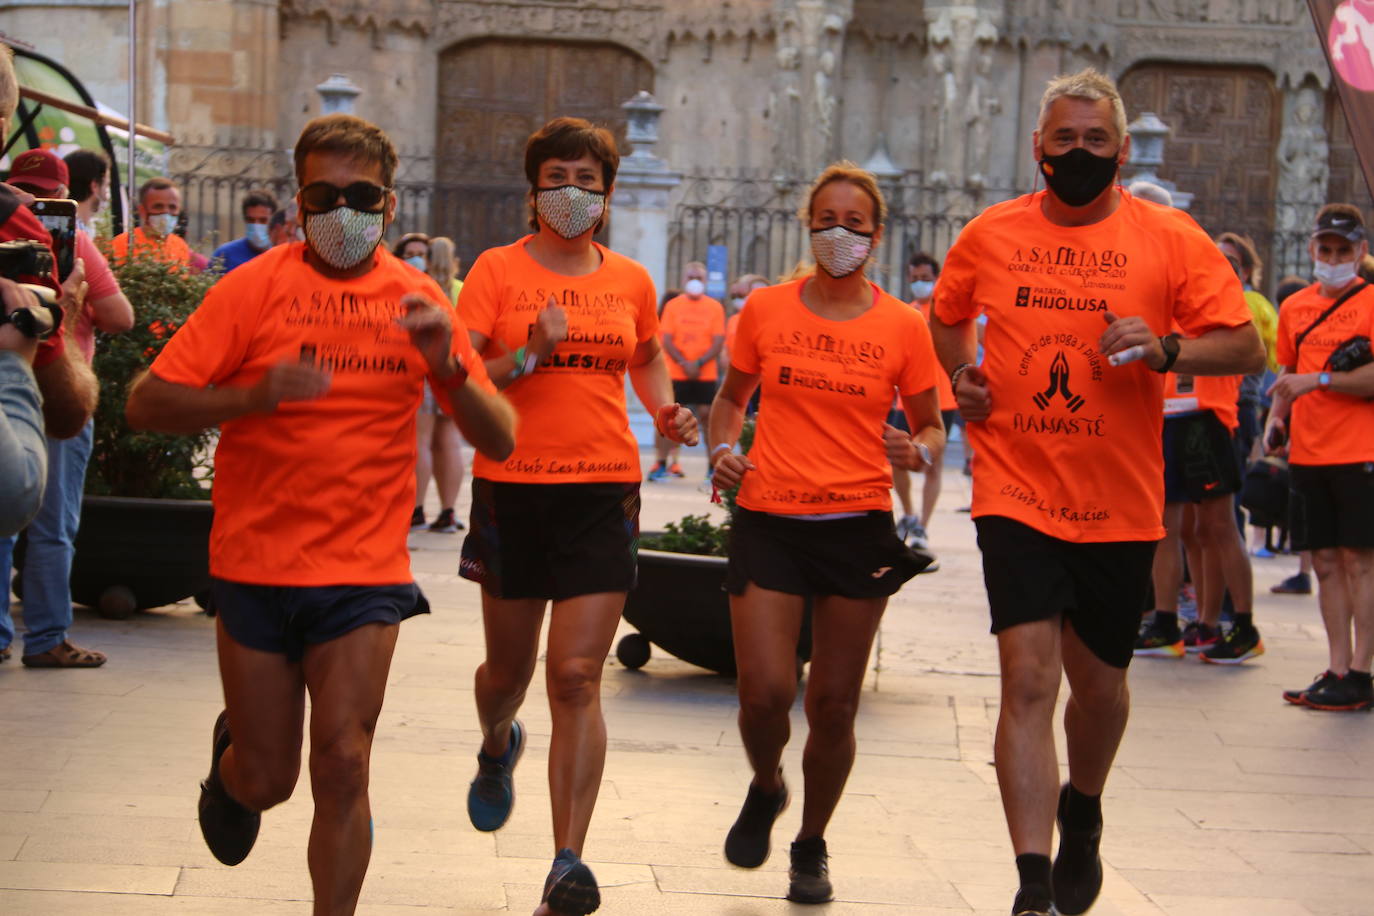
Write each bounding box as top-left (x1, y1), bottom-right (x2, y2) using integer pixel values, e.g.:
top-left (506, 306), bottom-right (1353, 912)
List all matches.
top-left (1162, 369), bottom-right (1241, 431)
top-left (725, 311), bottom-right (742, 357)
top-left (1275, 282), bottom-right (1374, 465)
top-left (109, 226), bottom-right (193, 266)
top-left (150, 242), bottom-right (492, 586)
top-left (918, 301), bottom-right (958, 411)
top-left (731, 278), bottom-right (940, 514)
top-left (459, 236), bottom-right (658, 483)
top-left (660, 293), bottom-right (725, 381)
top-left (932, 189), bottom-right (1253, 543)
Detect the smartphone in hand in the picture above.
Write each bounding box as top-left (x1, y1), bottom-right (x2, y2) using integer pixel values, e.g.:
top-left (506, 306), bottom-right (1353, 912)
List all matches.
top-left (29, 198), bottom-right (78, 283)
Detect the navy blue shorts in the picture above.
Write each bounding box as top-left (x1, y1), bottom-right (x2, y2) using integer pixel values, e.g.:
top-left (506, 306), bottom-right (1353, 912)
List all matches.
top-left (211, 579), bottom-right (429, 661)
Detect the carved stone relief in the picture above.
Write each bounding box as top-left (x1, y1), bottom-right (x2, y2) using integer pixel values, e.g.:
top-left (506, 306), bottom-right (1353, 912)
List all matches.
top-left (1276, 86), bottom-right (1330, 230)
top-left (925, 4), bottom-right (998, 188)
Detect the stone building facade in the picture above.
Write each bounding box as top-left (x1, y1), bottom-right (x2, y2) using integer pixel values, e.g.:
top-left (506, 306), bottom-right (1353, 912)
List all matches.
top-left (2, 0), bottom-right (1362, 295)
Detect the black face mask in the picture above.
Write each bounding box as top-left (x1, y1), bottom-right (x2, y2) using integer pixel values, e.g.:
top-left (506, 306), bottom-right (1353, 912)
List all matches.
top-left (1038, 147), bottom-right (1120, 207)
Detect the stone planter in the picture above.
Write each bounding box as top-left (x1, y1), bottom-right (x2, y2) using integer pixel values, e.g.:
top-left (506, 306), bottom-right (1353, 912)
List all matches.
top-left (619, 543), bottom-right (813, 676)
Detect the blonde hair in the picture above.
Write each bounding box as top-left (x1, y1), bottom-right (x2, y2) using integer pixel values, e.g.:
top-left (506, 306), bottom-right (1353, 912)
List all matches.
top-left (427, 236), bottom-right (458, 288)
top-left (800, 160), bottom-right (887, 226)
top-left (1038, 68), bottom-right (1128, 141)
top-left (0, 45), bottom-right (18, 130)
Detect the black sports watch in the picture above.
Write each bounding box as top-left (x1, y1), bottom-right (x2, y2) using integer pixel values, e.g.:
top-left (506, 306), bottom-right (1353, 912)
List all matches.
top-left (0, 287), bottom-right (62, 340)
top-left (1154, 333), bottom-right (1181, 373)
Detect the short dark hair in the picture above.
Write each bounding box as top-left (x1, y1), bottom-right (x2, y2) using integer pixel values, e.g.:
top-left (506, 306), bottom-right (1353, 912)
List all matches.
top-left (241, 189), bottom-right (279, 218)
top-left (63, 149), bottom-right (109, 203)
top-left (269, 207), bottom-right (290, 230)
top-left (523, 117), bottom-right (620, 231)
top-left (294, 114), bottom-right (399, 188)
top-left (138, 176), bottom-right (178, 204)
top-left (1275, 274), bottom-right (1307, 308)
top-left (392, 232), bottom-right (429, 257)
top-left (908, 251), bottom-right (940, 276)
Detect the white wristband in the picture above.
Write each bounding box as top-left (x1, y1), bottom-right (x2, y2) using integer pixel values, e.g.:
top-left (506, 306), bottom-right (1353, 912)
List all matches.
top-left (711, 443), bottom-right (733, 457)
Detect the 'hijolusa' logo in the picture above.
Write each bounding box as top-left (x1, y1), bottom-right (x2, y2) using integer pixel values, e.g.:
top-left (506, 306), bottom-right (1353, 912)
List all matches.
top-left (1032, 350), bottom-right (1085, 413)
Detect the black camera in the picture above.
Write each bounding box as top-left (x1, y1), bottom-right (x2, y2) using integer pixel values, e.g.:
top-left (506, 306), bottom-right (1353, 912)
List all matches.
top-left (1327, 335), bottom-right (1373, 374)
top-left (0, 239), bottom-right (63, 340)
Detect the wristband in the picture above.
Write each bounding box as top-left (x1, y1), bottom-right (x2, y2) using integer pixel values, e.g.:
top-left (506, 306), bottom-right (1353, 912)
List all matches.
top-left (439, 355), bottom-right (469, 389)
top-left (508, 345), bottom-right (528, 381)
top-left (949, 362), bottom-right (974, 391)
top-left (1154, 334), bottom-right (1181, 373)
top-left (1318, 371), bottom-right (1332, 391)
top-left (710, 442), bottom-right (733, 467)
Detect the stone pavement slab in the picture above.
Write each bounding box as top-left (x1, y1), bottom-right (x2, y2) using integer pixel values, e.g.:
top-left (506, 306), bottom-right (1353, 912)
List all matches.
top-left (0, 448), bottom-right (1371, 914)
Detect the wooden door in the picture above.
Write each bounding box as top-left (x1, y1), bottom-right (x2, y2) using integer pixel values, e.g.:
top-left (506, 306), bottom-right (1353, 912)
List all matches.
top-left (434, 39), bottom-right (654, 273)
top-left (1119, 65), bottom-right (1280, 280)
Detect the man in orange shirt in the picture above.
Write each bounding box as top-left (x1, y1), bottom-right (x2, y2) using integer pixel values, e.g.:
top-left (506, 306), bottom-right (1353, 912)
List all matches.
top-left (931, 69), bottom-right (1263, 916)
top-left (125, 114), bottom-right (515, 913)
top-left (108, 177), bottom-right (194, 267)
top-left (649, 260), bottom-right (724, 482)
top-left (1266, 204), bottom-right (1374, 712)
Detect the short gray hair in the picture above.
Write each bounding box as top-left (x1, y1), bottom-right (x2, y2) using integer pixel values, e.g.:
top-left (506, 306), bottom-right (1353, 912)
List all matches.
top-left (1127, 180), bottom-right (1173, 206)
top-left (1038, 68), bottom-right (1128, 142)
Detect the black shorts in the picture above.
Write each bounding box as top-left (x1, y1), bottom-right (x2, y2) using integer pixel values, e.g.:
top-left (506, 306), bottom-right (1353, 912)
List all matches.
top-left (211, 579), bottom-right (429, 662)
top-left (975, 516), bottom-right (1156, 669)
top-left (460, 479), bottom-right (640, 600)
top-left (725, 507), bottom-right (932, 599)
top-left (672, 379), bottom-right (718, 407)
top-left (886, 407), bottom-right (910, 433)
top-left (1289, 462), bottom-right (1374, 551)
top-left (1162, 411), bottom-right (1242, 503)
top-left (941, 408), bottom-right (962, 432)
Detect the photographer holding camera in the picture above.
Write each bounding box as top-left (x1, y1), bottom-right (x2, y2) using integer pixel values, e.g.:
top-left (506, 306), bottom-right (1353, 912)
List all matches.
top-left (0, 45), bottom-right (100, 666)
top-left (1266, 204), bottom-right (1374, 712)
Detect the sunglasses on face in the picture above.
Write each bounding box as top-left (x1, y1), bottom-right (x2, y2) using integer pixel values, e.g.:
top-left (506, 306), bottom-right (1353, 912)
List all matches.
top-left (299, 181), bottom-right (390, 213)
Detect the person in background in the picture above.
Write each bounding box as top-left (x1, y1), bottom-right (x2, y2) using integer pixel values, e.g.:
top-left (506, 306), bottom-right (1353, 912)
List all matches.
top-left (649, 261), bottom-right (724, 483)
top-left (393, 232), bottom-right (429, 272)
top-left (1270, 274), bottom-right (1317, 594)
top-left (267, 202), bottom-right (301, 247)
top-left (411, 236), bottom-right (468, 534)
top-left (63, 148), bottom-right (111, 237)
top-left (109, 177), bottom-right (193, 267)
top-left (212, 190), bottom-right (279, 273)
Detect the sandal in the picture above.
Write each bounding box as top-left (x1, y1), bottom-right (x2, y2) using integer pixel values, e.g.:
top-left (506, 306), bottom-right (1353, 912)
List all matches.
top-left (22, 640), bottom-right (107, 668)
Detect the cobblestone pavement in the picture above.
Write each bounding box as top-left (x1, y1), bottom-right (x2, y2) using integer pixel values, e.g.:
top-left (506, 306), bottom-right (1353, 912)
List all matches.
top-left (1, 448), bottom-right (1370, 914)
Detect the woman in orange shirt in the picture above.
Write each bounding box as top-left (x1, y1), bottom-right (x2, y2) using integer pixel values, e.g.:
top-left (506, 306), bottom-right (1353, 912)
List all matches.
top-left (707, 163), bottom-right (945, 904)
top-left (457, 117), bottom-right (696, 916)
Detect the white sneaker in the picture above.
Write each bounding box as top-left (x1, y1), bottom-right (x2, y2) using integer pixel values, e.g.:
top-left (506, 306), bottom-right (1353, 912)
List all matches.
top-left (908, 524), bottom-right (930, 550)
top-left (896, 514), bottom-right (919, 540)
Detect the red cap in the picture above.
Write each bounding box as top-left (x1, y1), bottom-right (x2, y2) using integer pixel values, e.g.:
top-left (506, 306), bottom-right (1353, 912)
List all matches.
top-left (8, 148), bottom-right (69, 194)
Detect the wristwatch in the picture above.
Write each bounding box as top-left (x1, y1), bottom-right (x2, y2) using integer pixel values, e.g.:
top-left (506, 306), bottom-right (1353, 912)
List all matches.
top-left (1318, 371), bottom-right (1332, 391)
top-left (1154, 334), bottom-right (1181, 373)
top-left (915, 442), bottom-right (932, 468)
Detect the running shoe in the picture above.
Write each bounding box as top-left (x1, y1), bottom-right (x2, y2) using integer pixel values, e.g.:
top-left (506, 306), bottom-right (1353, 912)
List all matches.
top-left (1271, 572), bottom-right (1312, 595)
top-left (1133, 614), bottom-right (1184, 658)
top-left (907, 523), bottom-right (931, 550)
top-left (646, 461), bottom-right (668, 482)
top-left (1011, 886), bottom-right (1054, 916)
top-left (724, 776), bottom-right (789, 868)
top-left (1201, 624), bottom-right (1265, 665)
top-left (427, 508), bottom-right (464, 533)
top-left (895, 514), bottom-right (919, 540)
top-left (668, 461), bottom-right (685, 478)
top-left (787, 836), bottom-right (834, 904)
top-left (467, 719), bottom-right (525, 832)
top-left (1181, 620), bottom-right (1219, 654)
top-left (542, 847), bottom-right (600, 914)
top-left (1303, 672), bottom-right (1374, 712)
top-left (409, 506), bottom-right (426, 530)
top-left (198, 710), bottom-right (260, 866)
top-left (1251, 546), bottom-right (1276, 559)
top-left (1052, 783), bottom-right (1103, 916)
top-left (1283, 669), bottom-right (1339, 706)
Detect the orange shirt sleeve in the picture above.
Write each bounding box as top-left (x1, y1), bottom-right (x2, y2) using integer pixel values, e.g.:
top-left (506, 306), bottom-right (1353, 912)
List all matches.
top-left (109, 232), bottom-right (128, 261)
top-left (1275, 303), bottom-right (1297, 369)
top-left (456, 250), bottom-right (503, 341)
top-left (150, 269), bottom-right (259, 387)
top-left (932, 222), bottom-right (982, 326)
top-left (898, 310), bottom-right (940, 398)
top-left (1167, 219), bottom-right (1253, 336)
top-left (730, 294), bottom-right (762, 374)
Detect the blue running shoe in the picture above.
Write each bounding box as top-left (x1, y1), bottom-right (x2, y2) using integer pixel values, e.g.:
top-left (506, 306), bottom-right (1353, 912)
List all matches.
top-left (543, 847), bottom-right (600, 914)
top-left (467, 719), bottom-right (525, 832)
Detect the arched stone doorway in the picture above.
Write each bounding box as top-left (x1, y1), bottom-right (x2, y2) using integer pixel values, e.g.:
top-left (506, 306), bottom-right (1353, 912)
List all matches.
top-left (1119, 63), bottom-right (1281, 288)
top-left (434, 39), bottom-right (654, 272)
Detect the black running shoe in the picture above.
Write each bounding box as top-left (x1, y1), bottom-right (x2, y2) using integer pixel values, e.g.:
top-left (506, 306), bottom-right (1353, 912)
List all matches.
top-left (786, 835), bottom-right (834, 904)
top-left (542, 847), bottom-right (600, 914)
top-left (724, 776), bottom-right (789, 868)
top-left (198, 710), bottom-right (260, 866)
top-left (1303, 672), bottom-right (1374, 712)
top-left (1283, 670), bottom-right (1339, 706)
top-left (427, 508), bottom-right (464, 533)
top-left (1052, 783), bottom-right (1103, 915)
top-left (409, 506), bottom-right (426, 530)
top-left (1011, 885), bottom-right (1054, 916)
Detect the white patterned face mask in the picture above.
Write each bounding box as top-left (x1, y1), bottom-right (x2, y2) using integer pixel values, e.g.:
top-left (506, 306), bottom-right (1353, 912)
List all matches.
top-left (304, 207), bottom-right (385, 270)
top-left (535, 185), bottom-right (606, 239)
top-left (810, 226), bottom-right (873, 279)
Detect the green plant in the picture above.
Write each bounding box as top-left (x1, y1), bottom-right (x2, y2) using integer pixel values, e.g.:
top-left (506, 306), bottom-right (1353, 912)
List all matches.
top-left (85, 244), bottom-right (218, 499)
top-left (640, 417), bottom-right (755, 557)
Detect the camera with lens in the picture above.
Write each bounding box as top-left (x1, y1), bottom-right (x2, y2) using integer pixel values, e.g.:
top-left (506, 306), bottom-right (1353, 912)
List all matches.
top-left (0, 239), bottom-right (63, 340)
top-left (1327, 335), bottom-right (1372, 374)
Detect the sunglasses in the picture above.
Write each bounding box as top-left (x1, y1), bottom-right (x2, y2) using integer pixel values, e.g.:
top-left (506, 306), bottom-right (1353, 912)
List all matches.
top-left (299, 181), bottom-right (390, 214)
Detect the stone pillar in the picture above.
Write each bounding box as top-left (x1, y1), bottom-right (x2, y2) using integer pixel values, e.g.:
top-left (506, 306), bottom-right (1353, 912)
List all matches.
top-left (610, 91), bottom-right (682, 299)
top-left (772, 0), bottom-right (854, 178)
top-left (316, 74), bottom-right (362, 115)
top-left (1125, 111), bottom-right (1194, 209)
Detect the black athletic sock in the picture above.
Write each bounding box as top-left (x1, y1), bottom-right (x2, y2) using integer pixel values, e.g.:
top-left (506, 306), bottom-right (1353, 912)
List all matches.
top-left (1063, 784), bottom-right (1102, 829)
top-left (1154, 610), bottom-right (1179, 631)
top-left (1015, 852), bottom-right (1052, 893)
top-left (1346, 669), bottom-right (1372, 684)
top-left (1232, 612), bottom-right (1255, 632)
